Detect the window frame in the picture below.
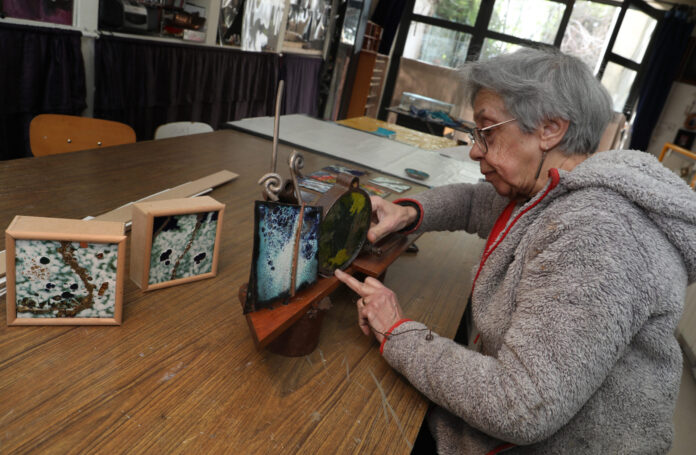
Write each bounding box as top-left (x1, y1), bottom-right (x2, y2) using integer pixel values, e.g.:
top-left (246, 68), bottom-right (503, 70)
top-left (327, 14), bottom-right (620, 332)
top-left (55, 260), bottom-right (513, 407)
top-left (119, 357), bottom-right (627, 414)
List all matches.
top-left (379, 0), bottom-right (664, 119)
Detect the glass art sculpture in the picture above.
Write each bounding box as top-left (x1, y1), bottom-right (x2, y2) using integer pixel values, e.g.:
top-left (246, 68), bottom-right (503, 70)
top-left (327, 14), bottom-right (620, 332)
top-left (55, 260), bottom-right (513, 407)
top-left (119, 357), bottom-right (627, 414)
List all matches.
top-left (5, 215), bottom-right (127, 325)
top-left (130, 197), bottom-right (225, 291)
top-left (148, 211), bottom-right (218, 285)
top-left (245, 201), bottom-right (322, 313)
top-left (14, 240), bottom-right (119, 319)
top-left (315, 173), bottom-right (371, 276)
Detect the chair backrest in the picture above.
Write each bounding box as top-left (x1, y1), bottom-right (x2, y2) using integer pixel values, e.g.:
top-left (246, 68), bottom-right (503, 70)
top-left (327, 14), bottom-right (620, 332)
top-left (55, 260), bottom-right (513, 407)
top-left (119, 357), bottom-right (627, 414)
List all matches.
top-left (154, 121), bottom-right (214, 139)
top-left (658, 142), bottom-right (696, 189)
top-left (30, 114), bottom-right (136, 157)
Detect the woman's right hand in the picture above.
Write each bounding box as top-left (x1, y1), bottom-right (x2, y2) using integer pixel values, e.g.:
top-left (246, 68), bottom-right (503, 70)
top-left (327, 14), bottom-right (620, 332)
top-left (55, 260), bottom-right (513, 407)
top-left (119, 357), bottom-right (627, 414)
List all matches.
top-left (367, 196), bottom-right (419, 243)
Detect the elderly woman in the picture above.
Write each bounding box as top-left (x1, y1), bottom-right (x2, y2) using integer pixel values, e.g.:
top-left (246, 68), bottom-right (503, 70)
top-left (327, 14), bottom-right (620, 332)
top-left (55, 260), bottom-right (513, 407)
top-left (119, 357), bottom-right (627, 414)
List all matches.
top-left (335, 47), bottom-right (696, 453)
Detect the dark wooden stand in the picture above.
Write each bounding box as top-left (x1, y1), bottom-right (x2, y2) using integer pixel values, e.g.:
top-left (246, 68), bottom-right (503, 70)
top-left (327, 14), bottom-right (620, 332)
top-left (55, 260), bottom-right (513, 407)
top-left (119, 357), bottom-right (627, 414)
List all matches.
top-left (238, 233), bottom-right (420, 356)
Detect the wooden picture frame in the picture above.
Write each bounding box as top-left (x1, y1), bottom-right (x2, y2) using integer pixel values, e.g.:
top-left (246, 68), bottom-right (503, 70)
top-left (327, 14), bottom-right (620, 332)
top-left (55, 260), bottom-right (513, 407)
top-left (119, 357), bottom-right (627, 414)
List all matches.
top-left (5, 216), bottom-right (127, 326)
top-left (674, 129), bottom-right (696, 150)
top-left (130, 196), bottom-right (225, 291)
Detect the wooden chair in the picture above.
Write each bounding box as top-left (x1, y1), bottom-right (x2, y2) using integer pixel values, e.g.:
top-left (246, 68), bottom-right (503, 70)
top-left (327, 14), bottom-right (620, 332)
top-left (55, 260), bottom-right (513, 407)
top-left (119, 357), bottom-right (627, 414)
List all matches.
top-left (30, 114), bottom-right (136, 157)
top-left (659, 142), bottom-right (696, 189)
top-left (154, 121), bottom-right (213, 139)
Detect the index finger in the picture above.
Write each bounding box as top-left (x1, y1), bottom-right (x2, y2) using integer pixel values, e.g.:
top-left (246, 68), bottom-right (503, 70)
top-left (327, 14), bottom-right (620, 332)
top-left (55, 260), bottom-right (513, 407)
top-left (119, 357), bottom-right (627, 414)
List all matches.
top-left (334, 269), bottom-right (369, 296)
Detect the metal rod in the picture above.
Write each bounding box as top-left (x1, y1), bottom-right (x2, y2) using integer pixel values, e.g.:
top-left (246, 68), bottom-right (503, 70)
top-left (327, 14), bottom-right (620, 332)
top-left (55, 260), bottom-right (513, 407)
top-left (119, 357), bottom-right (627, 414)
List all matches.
top-left (288, 150), bottom-right (304, 205)
top-left (257, 173), bottom-right (282, 201)
top-left (290, 203), bottom-right (306, 297)
top-left (272, 80), bottom-right (285, 173)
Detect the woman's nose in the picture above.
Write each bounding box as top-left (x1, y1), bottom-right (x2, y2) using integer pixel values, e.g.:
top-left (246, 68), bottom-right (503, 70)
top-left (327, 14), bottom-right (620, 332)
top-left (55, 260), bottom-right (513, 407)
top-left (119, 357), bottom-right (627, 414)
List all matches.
top-left (469, 142), bottom-right (484, 161)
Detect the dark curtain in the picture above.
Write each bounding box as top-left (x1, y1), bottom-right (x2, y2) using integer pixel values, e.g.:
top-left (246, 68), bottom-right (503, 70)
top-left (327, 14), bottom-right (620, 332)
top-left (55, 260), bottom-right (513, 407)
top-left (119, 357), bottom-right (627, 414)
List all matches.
top-left (0, 23), bottom-right (86, 160)
top-left (280, 54), bottom-right (322, 117)
top-left (94, 36), bottom-right (280, 140)
top-left (371, 0), bottom-right (408, 55)
top-left (630, 8), bottom-right (694, 152)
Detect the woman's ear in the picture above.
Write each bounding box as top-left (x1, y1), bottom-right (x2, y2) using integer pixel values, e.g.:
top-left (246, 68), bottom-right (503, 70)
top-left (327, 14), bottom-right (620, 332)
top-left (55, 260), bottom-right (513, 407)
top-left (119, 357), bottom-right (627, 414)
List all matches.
top-left (539, 118), bottom-right (570, 151)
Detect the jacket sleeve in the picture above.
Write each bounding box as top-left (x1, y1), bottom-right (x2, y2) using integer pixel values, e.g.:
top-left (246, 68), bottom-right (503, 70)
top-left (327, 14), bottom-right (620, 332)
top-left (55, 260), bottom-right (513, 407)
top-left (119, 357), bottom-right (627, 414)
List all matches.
top-left (382, 203), bottom-right (666, 445)
top-left (406, 182), bottom-right (509, 238)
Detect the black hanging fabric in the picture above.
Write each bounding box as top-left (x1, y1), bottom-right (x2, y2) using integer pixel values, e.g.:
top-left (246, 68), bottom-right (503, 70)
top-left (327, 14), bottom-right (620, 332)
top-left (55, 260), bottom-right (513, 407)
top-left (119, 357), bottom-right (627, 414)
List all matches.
top-left (0, 23), bottom-right (86, 160)
top-left (630, 8), bottom-right (694, 152)
top-left (280, 53), bottom-right (322, 117)
top-left (94, 35), bottom-right (281, 141)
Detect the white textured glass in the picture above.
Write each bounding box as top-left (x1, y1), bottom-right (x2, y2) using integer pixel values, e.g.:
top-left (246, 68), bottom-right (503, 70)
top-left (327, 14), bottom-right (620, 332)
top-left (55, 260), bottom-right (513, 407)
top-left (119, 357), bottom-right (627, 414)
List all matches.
top-left (340, 5), bottom-right (361, 45)
top-left (601, 62), bottom-right (637, 111)
top-left (479, 39), bottom-right (523, 61)
top-left (561, 1), bottom-right (620, 73)
top-left (414, 0), bottom-right (482, 26)
top-left (403, 21), bottom-right (471, 69)
top-left (489, 0), bottom-right (565, 44)
top-left (284, 0), bottom-right (331, 49)
top-left (612, 7), bottom-right (657, 63)
top-left (241, 0), bottom-right (286, 52)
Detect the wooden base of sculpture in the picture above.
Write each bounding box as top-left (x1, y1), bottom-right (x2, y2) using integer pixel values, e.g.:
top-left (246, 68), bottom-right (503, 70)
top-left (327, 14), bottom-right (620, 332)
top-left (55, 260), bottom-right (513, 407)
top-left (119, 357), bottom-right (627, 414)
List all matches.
top-left (266, 306), bottom-right (326, 356)
top-left (238, 233), bottom-right (420, 356)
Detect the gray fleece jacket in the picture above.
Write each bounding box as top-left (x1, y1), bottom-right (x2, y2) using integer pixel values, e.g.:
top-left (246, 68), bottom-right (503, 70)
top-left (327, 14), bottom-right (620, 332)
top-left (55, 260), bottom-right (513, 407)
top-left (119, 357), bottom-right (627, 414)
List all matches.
top-left (385, 150), bottom-right (696, 454)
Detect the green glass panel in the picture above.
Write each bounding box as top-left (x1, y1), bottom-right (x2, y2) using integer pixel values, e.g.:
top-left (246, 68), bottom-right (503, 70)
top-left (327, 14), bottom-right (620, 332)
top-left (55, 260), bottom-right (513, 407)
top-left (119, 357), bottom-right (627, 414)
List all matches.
top-left (318, 190), bottom-right (371, 276)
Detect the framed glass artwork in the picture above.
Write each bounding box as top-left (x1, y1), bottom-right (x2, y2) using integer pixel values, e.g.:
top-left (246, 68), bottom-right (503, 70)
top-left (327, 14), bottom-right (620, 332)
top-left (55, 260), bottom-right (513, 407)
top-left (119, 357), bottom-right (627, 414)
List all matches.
top-left (130, 197), bottom-right (225, 291)
top-left (5, 216), bottom-right (126, 325)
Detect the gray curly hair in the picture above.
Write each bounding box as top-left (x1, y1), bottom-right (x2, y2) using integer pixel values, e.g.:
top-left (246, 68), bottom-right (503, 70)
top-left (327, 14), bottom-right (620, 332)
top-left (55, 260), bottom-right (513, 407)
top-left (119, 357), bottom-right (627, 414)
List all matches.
top-left (462, 47), bottom-right (614, 155)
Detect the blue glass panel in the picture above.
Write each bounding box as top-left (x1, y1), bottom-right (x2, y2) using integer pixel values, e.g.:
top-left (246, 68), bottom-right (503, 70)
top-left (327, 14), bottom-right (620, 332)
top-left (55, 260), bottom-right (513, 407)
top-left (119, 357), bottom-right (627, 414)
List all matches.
top-left (245, 201), bottom-right (322, 313)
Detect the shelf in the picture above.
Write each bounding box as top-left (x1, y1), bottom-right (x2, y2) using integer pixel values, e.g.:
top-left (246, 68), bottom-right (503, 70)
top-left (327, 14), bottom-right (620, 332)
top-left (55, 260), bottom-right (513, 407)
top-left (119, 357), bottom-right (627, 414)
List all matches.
top-left (386, 106), bottom-right (474, 133)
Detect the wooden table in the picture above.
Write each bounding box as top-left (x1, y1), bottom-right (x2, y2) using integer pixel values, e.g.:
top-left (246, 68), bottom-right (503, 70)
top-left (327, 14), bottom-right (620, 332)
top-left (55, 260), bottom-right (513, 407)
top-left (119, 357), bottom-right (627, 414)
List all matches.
top-left (0, 130), bottom-right (485, 454)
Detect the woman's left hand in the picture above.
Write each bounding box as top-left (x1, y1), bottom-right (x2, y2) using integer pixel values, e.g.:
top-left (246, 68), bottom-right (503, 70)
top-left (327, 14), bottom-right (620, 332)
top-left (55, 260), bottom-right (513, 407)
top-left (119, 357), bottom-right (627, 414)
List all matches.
top-left (334, 268), bottom-right (405, 344)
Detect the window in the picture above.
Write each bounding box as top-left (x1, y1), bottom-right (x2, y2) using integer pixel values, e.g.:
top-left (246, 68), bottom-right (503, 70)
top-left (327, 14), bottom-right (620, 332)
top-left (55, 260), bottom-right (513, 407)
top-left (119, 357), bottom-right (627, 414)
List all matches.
top-left (480, 38), bottom-right (523, 61)
top-left (403, 22), bottom-right (472, 68)
top-left (612, 7), bottom-right (657, 63)
top-left (602, 62), bottom-right (638, 111)
top-left (414, 0), bottom-right (482, 26)
top-left (560, 1), bottom-right (620, 73)
top-left (381, 0), bottom-right (663, 119)
top-left (489, 0), bottom-right (565, 44)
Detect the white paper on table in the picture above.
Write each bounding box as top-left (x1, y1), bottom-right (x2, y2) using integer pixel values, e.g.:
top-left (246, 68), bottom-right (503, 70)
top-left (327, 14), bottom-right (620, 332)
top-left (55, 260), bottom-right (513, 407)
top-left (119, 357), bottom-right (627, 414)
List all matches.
top-left (386, 151), bottom-right (483, 187)
top-left (227, 115), bottom-right (484, 187)
top-left (436, 145), bottom-right (474, 162)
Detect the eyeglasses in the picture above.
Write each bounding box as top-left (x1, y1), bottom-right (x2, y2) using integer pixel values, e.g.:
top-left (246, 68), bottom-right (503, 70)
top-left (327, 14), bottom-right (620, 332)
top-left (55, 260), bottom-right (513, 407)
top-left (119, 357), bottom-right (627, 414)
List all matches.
top-left (467, 118), bottom-right (517, 154)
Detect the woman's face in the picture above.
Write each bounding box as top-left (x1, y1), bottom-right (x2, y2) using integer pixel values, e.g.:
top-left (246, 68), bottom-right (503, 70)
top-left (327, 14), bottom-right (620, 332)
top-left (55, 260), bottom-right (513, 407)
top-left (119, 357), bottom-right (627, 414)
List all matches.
top-left (469, 89), bottom-right (543, 199)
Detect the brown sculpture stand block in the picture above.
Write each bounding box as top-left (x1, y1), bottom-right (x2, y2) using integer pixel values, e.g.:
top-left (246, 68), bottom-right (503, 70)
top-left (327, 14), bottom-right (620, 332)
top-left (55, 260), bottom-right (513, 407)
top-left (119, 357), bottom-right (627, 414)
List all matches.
top-left (238, 233), bottom-right (421, 355)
